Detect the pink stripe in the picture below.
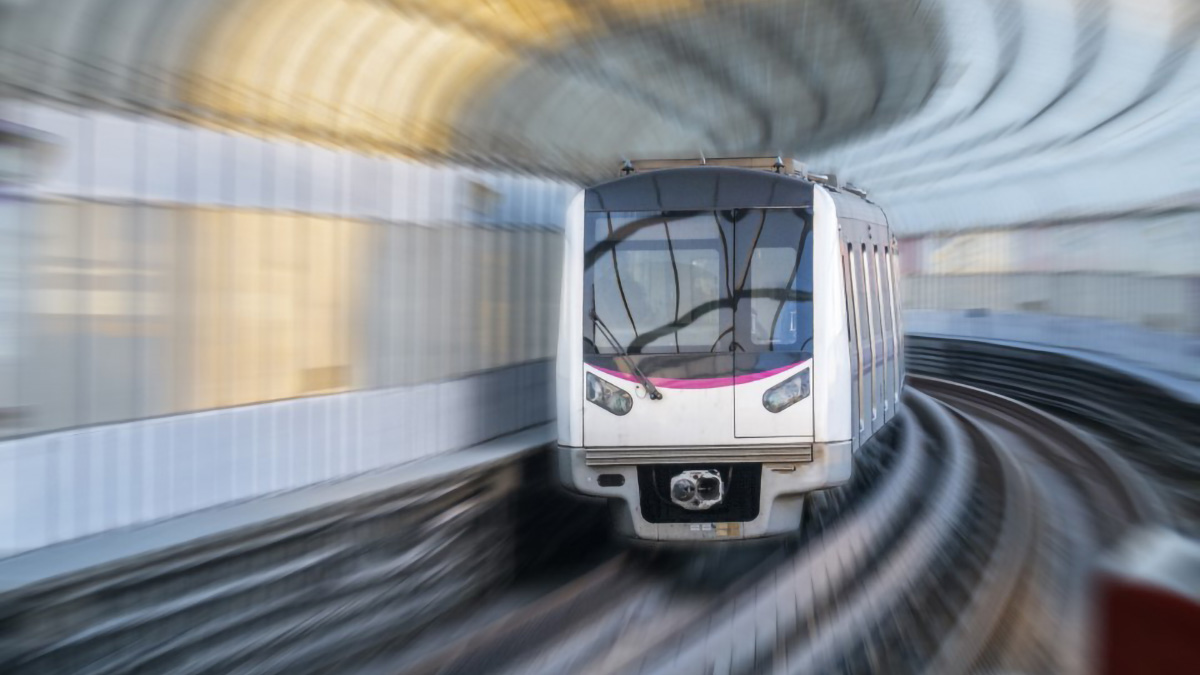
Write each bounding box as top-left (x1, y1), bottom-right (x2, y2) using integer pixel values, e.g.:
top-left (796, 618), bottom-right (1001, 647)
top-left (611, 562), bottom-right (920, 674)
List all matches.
top-left (591, 360), bottom-right (809, 390)
top-left (734, 361), bottom-right (809, 385)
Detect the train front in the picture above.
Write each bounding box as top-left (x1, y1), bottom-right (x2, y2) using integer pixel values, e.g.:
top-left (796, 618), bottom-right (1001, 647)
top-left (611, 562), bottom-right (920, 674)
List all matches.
top-left (556, 167), bottom-right (853, 541)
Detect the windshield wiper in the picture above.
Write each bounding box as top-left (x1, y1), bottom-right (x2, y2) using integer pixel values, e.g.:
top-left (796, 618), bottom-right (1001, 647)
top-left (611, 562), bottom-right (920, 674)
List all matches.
top-left (591, 309), bottom-right (663, 400)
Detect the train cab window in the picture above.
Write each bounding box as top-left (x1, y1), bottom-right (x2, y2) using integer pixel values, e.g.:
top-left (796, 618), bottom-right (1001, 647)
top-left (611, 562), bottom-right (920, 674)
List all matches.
top-left (584, 208), bottom-right (812, 357)
top-left (584, 211), bottom-right (730, 354)
top-left (740, 210), bottom-right (814, 353)
top-left (580, 208), bottom-right (816, 360)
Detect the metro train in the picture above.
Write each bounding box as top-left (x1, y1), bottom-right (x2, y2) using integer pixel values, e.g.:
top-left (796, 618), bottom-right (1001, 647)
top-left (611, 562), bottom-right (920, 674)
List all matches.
top-left (555, 157), bottom-right (905, 541)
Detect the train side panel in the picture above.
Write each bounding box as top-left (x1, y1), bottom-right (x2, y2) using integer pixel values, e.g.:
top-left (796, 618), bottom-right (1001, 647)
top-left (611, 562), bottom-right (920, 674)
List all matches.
top-left (812, 186), bottom-right (853, 447)
top-left (829, 191), bottom-right (902, 452)
top-left (555, 190), bottom-right (586, 448)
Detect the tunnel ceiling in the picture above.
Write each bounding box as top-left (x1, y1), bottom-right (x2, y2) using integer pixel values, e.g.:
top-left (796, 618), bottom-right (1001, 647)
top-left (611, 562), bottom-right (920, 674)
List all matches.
top-left (2, 0), bottom-right (1198, 232)
top-left (0, 0), bottom-right (945, 175)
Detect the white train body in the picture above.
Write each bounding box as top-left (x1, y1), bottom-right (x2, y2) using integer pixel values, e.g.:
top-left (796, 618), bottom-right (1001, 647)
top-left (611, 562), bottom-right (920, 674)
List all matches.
top-left (556, 160), bottom-right (904, 541)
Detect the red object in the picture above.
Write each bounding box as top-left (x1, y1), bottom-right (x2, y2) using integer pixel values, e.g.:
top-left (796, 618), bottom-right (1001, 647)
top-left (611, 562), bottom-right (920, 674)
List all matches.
top-left (1095, 529), bottom-right (1200, 675)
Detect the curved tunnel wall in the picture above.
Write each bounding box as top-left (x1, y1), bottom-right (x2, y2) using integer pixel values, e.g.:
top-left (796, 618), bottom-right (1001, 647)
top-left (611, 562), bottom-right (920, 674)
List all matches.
top-left (3, 0), bottom-right (1195, 230)
top-left (0, 0), bottom-right (947, 176)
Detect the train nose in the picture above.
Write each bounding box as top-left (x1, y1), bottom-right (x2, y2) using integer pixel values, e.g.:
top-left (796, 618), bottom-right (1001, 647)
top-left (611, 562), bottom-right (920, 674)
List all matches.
top-left (669, 470), bottom-right (725, 510)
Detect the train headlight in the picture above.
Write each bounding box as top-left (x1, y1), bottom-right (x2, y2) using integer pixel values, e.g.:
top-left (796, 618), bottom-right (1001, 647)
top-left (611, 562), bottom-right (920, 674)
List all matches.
top-left (586, 372), bottom-right (633, 416)
top-left (670, 469), bottom-right (724, 510)
top-left (762, 368), bottom-right (811, 413)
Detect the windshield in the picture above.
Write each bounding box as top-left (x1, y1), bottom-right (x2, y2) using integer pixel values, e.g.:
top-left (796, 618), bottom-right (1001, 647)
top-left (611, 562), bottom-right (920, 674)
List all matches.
top-left (584, 209), bottom-right (812, 356)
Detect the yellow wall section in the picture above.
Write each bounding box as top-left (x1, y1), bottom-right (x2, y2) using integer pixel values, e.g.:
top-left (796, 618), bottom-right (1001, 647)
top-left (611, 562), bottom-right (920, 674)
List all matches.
top-left (188, 210), bottom-right (364, 409)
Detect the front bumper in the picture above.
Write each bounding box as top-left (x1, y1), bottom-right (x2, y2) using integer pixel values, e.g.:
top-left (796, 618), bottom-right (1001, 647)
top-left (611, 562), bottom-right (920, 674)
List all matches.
top-left (555, 442), bottom-right (852, 541)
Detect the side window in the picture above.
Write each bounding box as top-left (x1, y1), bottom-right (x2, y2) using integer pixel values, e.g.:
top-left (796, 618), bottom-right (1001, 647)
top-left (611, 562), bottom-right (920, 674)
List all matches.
top-left (892, 245), bottom-right (904, 332)
top-left (884, 245), bottom-right (900, 351)
top-left (847, 242), bottom-right (866, 431)
top-left (871, 245), bottom-right (884, 353)
top-left (888, 243), bottom-right (905, 385)
top-left (859, 244), bottom-right (877, 418)
top-left (877, 246), bottom-right (894, 356)
top-left (873, 245), bottom-right (890, 358)
top-left (874, 245), bottom-right (892, 410)
top-left (861, 244), bottom-right (877, 419)
top-left (852, 245), bottom-right (869, 366)
top-left (841, 244), bottom-right (856, 348)
top-left (859, 245), bottom-right (874, 365)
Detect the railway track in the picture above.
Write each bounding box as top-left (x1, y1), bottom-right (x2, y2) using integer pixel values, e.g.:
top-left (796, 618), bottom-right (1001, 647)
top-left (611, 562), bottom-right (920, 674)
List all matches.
top-left (384, 378), bottom-right (1170, 675)
top-left (908, 335), bottom-right (1200, 533)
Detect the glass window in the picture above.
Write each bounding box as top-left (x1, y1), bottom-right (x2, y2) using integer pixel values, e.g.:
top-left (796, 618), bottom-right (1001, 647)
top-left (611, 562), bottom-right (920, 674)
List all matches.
top-left (880, 245), bottom-right (898, 367)
top-left (853, 245), bottom-right (870, 365)
top-left (586, 211), bottom-right (729, 354)
top-left (878, 247), bottom-right (893, 349)
top-left (586, 208), bottom-right (813, 356)
top-left (889, 246), bottom-right (905, 384)
top-left (841, 242), bottom-right (862, 435)
top-left (742, 211), bottom-right (814, 352)
top-left (848, 243), bottom-right (867, 429)
top-left (861, 244), bottom-right (877, 418)
top-left (870, 245), bottom-right (885, 361)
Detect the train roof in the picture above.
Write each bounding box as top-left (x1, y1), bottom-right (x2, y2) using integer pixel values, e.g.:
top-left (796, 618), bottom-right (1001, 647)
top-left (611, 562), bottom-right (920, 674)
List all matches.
top-left (585, 156), bottom-right (873, 212)
top-left (585, 166), bottom-right (814, 211)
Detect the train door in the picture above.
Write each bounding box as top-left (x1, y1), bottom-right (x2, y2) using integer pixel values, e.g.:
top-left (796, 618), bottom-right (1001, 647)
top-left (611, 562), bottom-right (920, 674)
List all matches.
top-left (730, 207), bottom-right (816, 439)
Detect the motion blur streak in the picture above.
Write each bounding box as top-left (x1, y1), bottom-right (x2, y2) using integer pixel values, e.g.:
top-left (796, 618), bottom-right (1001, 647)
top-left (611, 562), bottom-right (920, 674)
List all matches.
top-left (0, 0), bottom-right (1197, 673)
top-left (2, 0), bottom-right (947, 171)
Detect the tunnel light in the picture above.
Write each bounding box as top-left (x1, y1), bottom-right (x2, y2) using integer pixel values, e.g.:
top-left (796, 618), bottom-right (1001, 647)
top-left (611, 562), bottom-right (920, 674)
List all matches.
top-left (762, 368), bottom-right (811, 413)
top-left (586, 372), bottom-right (633, 416)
